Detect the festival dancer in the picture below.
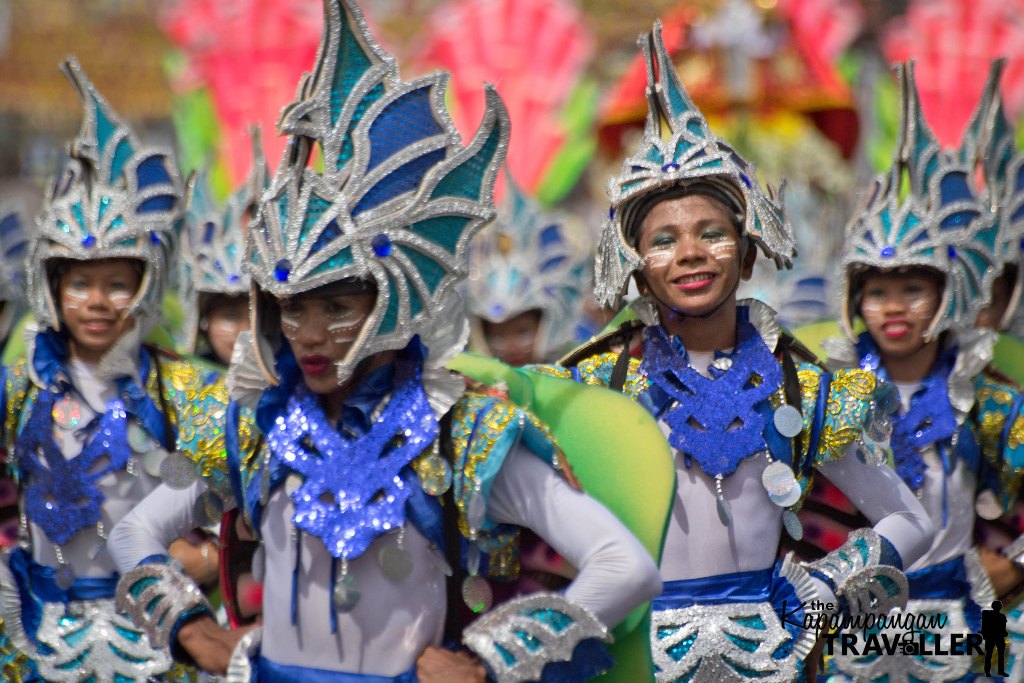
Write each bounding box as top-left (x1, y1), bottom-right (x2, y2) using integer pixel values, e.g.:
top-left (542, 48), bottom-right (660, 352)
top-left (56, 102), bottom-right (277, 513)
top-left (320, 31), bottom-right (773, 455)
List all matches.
top-left (529, 24), bottom-right (935, 682)
top-left (820, 62), bottom-right (1024, 683)
top-left (108, 1), bottom-right (662, 681)
top-left (464, 173), bottom-right (586, 366)
top-left (0, 58), bottom-right (223, 681)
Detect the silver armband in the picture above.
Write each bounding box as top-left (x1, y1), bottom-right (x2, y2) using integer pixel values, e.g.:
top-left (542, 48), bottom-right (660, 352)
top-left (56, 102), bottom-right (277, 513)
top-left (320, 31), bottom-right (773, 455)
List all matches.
top-left (803, 529), bottom-right (908, 617)
top-left (463, 592), bottom-right (612, 683)
top-left (115, 561), bottom-right (212, 649)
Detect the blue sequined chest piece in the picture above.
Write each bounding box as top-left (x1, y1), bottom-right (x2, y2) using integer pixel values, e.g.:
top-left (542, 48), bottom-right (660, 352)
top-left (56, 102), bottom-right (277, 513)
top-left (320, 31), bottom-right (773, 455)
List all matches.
top-left (641, 321), bottom-right (782, 478)
top-left (19, 389), bottom-right (131, 546)
top-left (265, 360), bottom-right (439, 560)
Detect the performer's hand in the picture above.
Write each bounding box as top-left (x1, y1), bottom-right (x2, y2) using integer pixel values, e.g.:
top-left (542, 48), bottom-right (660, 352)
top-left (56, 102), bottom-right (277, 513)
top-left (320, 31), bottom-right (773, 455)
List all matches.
top-left (177, 616), bottom-right (255, 675)
top-left (979, 547), bottom-right (1024, 599)
top-left (416, 646), bottom-right (487, 683)
top-left (169, 535), bottom-right (220, 587)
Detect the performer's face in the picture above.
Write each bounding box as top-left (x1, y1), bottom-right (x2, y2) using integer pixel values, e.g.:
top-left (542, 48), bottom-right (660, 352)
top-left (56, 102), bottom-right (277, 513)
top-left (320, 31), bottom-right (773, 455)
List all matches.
top-left (482, 309), bottom-right (541, 366)
top-left (280, 291), bottom-right (376, 394)
top-left (636, 194), bottom-right (754, 317)
top-left (58, 258), bottom-right (140, 360)
top-left (858, 270), bottom-right (942, 357)
top-left (202, 294), bottom-right (250, 365)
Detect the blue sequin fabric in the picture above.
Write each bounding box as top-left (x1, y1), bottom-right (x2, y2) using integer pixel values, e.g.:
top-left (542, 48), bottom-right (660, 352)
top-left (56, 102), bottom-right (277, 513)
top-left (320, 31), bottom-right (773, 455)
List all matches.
top-left (264, 358), bottom-right (438, 560)
top-left (640, 321), bottom-right (782, 477)
top-left (18, 390), bottom-right (130, 546)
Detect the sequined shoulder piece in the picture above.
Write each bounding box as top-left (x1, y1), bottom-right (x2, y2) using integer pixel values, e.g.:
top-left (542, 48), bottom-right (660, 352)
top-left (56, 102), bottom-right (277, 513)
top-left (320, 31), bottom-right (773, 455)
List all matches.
top-left (0, 615), bottom-right (33, 682)
top-left (974, 370), bottom-right (1024, 506)
top-left (568, 352), bottom-right (648, 401)
top-left (447, 392), bottom-right (570, 580)
top-left (3, 358), bottom-right (34, 451)
top-left (174, 374), bottom-right (258, 499)
top-left (811, 366), bottom-right (877, 465)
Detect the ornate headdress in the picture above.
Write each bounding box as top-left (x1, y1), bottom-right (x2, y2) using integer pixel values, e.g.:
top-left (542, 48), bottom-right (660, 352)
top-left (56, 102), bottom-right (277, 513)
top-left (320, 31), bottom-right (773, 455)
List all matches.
top-left (0, 207), bottom-right (28, 342)
top-left (465, 172), bottom-right (585, 361)
top-left (594, 22), bottom-right (795, 308)
top-left (245, 0), bottom-right (509, 384)
top-left (839, 62), bottom-right (1000, 340)
top-left (180, 133), bottom-right (266, 353)
top-left (962, 59), bottom-right (1024, 332)
top-left (27, 58), bottom-right (183, 337)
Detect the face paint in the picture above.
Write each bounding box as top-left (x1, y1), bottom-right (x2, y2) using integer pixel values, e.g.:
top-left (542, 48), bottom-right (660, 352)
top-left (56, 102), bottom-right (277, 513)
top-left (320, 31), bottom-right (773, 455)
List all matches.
top-left (707, 239), bottom-right (737, 261)
top-left (109, 292), bottom-right (132, 310)
top-left (643, 251), bottom-right (673, 270)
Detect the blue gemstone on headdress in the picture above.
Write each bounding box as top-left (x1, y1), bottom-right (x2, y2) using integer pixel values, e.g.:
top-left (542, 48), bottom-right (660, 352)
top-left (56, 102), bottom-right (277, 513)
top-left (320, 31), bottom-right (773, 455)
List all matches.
top-left (371, 233), bottom-right (392, 257)
top-left (274, 259), bottom-right (292, 282)
top-left (81, 235), bottom-right (96, 248)
top-left (228, 274), bottom-right (241, 284)
top-left (491, 304), bottom-right (504, 318)
top-left (740, 173), bottom-right (752, 188)
top-left (1019, 237), bottom-right (1024, 251)
top-left (662, 162), bottom-right (680, 172)
top-left (150, 231), bottom-right (161, 244)
top-left (608, 206), bottom-right (615, 219)
top-left (880, 246), bottom-right (895, 258)
top-left (947, 245), bottom-right (957, 260)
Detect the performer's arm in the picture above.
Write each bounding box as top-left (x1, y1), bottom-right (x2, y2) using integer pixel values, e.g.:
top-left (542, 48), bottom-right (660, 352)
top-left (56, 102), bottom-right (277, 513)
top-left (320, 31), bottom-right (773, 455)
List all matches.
top-left (485, 443), bottom-right (662, 629)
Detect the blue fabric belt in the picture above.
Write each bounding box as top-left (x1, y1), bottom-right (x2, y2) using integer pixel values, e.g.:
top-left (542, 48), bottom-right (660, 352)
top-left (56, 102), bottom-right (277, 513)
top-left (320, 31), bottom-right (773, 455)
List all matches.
top-left (654, 566), bottom-right (774, 610)
top-left (257, 657), bottom-right (417, 683)
top-left (907, 554), bottom-right (981, 632)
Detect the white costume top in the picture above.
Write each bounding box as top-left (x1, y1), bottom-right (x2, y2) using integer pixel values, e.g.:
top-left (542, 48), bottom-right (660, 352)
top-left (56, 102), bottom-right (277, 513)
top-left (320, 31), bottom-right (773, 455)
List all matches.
top-left (110, 443), bottom-right (661, 675)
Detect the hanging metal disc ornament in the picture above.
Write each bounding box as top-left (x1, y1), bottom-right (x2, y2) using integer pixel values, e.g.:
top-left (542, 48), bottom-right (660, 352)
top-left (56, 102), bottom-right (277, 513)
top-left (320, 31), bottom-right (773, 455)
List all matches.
top-left (259, 474), bottom-right (271, 505)
top-left (128, 422), bottom-right (155, 453)
top-left (333, 573), bottom-right (361, 613)
top-left (378, 544), bottom-right (413, 582)
top-left (867, 414), bottom-right (893, 442)
top-left (52, 396), bottom-right (83, 430)
top-left (876, 382), bottom-right (900, 415)
top-left (467, 491), bottom-right (486, 531)
top-left (716, 496), bottom-right (732, 526)
top-left (462, 575), bottom-right (493, 614)
top-left (159, 452), bottom-right (198, 490)
top-left (87, 539), bottom-right (107, 561)
top-left (194, 491), bottom-right (225, 528)
top-left (762, 461), bottom-right (799, 504)
top-left (426, 545), bottom-right (453, 577)
top-left (976, 489), bottom-right (1002, 520)
top-left (55, 564), bottom-right (75, 590)
top-left (417, 452), bottom-right (452, 497)
top-left (773, 405), bottom-right (804, 438)
top-left (782, 509), bottom-right (803, 541)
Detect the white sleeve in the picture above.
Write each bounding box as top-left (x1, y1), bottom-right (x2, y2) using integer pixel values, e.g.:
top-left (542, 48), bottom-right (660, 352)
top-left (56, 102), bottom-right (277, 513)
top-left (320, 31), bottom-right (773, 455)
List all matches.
top-left (485, 445), bottom-right (663, 629)
top-left (816, 455), bottom-right (935, 569)
top-left (107, 479), bottom-right (206, 573)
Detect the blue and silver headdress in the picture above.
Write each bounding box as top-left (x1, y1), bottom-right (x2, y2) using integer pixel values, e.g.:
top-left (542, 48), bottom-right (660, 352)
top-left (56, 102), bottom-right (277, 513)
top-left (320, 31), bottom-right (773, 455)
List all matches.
top-left (839, 62), bottom-right (1000, 340)
top-left (963, 59), bottom-right (1024, 332)
top-left (246, 0), bottom-right (509, 384)
top-left (181, 133), bottom-right (266, 353)
top-left (465, 173), bottom-right (586, 361)
top-left (0, 206), bottom-right (28, 342)
top-left (27, 58), bottom-right (183, 336)
top-left (595, 22), bottom-right (795, 308)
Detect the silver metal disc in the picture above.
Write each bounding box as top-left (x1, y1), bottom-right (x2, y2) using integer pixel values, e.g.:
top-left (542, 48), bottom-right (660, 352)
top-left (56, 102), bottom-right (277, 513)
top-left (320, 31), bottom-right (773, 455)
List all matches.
top-left (332, 573), bottom-right (361, 613)
top-left (143, 448), bottom-right (168, 477)
top-left (467, 492), bottom-right (486, 531)
top-left (461, 575), bottom-right (493, 614)
top-left (159, 452), bottom-right (198, 490)
top-left (284, 474), bottom-right (302, 496)
top-left (128, 422), bottom-right (154, 453)
top-left (762, 461), bottom-right (798, 498)
top-left (782, 509), bottom-right (803, 541)
top-left (378, 544), bottom-right (413, 582)
top-left (418, 454), bottom-right (452, 497)
top-left (716, 495), bottom-right (732, 526)
top-left (52, 397), bottom-right (83, 431)
top-left (54, 564), bottom-right (75, 590)
top-left (194, 491), bottom-right (225, 528)
top-left (976, 489), bottom-right (1002, 520)
top-left (773, 405), bottom-right (804, 438)
top-left (768, 481), bottom-right (802, 508)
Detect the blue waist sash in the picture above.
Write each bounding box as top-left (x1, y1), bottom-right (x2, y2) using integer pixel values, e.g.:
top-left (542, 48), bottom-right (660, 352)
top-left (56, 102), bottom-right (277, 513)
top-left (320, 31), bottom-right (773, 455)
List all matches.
top-left (906, 554), bottom-right (981, 631)
top-left (256, 657), bottom-right (417, 683)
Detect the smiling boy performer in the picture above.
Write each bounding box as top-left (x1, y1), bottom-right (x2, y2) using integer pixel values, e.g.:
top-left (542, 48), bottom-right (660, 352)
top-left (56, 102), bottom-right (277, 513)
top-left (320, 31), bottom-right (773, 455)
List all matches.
top-left (107, 1), bottom-right (663, 681)
top-left (0, 58), bottom-right (223, 681)
top-left (526, 24), bottom-right (935, 682)
top-left (820, 61), bottom-right (1024, 683)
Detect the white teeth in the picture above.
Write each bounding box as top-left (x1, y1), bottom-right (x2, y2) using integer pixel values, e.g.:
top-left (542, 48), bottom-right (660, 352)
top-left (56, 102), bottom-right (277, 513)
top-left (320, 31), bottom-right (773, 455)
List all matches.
top-left (678, 274), bottom-right (712, 284)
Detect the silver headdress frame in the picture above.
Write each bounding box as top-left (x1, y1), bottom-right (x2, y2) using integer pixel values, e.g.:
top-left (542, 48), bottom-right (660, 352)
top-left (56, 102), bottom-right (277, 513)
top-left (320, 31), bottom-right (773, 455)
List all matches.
top-left (962, 59), bottom-right (1024, 332)
top-left (839, 62), bottom-right (999, 341)
top-left (181, 131), bottom-right (266, 353)
top-left (594, 21), bottom-right (795, 309)
top-left (465, 170), bottom-right (585, 361)
top-left (27, 57), bottom-right (182, 338)
top-left (245, 0), bottom-right (509, 385)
